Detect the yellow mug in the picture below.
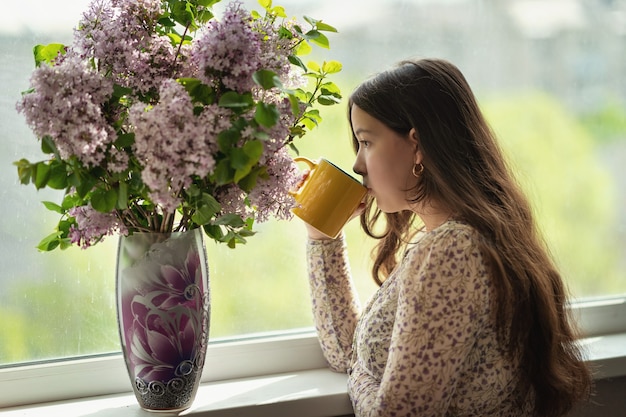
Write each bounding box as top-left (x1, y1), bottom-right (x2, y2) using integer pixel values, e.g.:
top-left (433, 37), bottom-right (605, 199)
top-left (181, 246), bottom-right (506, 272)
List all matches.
top-left (291, 157), bottom-right (367, 238)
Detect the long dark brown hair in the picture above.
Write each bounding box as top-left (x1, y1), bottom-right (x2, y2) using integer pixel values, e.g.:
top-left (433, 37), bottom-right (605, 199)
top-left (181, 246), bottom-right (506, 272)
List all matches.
top-left (349, 58), bottom-right (592, 417)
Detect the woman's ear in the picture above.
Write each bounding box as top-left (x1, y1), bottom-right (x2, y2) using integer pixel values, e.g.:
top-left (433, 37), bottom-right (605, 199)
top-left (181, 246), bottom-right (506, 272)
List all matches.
top-left (409, 128), bottom-right (423, 164)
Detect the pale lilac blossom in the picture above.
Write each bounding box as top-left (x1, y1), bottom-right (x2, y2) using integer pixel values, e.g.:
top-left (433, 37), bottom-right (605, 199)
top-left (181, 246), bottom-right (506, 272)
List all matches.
top-left (192, 1), bottom-right (263, 93)
top-left (16, 53), bottom-right (115, 167)
top-left (69, 205), bottom-right (128, 249)
top-left (215, 185), bottom-right (252, 220)
top-left (251, 15), bottom-right (297, 86)
top-left (73, 0), bottom-right (182, 94)
top-left (130, 79), bottom-right (223, 212)
top-left (248, 149), bottom-right (298, 222)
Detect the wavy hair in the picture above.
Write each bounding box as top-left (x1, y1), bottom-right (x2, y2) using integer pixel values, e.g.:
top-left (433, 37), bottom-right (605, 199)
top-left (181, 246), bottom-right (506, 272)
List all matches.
top-left (348, 58), bottom-right (592, 417)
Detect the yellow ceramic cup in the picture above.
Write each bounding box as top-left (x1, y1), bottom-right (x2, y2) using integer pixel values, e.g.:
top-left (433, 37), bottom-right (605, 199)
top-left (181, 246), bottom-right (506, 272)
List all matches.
top-left (291, 157), bottom-right (367, 238)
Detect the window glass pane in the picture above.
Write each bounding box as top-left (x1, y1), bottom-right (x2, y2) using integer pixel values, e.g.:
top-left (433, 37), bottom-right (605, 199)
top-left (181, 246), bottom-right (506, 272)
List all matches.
top-left (1, 0), bottom-right (625, 367)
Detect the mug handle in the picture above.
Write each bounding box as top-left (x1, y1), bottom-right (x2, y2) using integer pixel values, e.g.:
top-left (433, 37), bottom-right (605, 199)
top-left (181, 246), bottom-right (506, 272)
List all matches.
top-left (293, 156), bottom-right (317, 170)
top-left (289, 157), bottom-right (318, 196)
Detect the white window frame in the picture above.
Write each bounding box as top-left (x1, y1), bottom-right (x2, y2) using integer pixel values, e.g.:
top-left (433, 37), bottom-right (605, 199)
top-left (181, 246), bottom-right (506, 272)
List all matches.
top-left (1, 299), bottom-right (625, 408)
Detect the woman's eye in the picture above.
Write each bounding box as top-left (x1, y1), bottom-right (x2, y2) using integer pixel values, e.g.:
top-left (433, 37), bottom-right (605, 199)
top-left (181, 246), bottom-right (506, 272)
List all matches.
top-left (358, 140), bottom-right (370, 148)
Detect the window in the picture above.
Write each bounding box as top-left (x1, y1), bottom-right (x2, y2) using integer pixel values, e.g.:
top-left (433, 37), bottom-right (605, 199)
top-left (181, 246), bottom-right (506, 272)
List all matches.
top-left (1, 0), bottom-right (625, 397)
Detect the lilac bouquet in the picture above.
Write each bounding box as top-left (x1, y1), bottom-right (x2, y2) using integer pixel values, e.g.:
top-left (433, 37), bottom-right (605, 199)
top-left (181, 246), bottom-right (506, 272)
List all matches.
top-left (15, 0), bottom-right (341, 250)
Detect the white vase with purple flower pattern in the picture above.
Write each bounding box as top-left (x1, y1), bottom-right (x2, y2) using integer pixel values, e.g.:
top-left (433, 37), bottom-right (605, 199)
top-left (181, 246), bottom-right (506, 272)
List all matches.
top-left (116, 228), bottom-right (210, 412)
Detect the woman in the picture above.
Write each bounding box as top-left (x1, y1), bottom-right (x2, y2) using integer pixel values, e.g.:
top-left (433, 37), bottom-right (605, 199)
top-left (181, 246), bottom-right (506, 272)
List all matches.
top-left (303, 59), bottom-right (592, 416)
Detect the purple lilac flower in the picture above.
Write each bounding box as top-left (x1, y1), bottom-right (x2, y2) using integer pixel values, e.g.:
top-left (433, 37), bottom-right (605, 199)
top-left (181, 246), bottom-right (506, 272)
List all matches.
top-left (73, 0), bottom-right (183, 95)
top-left (251, 14), bottom-right (296, 85)
top-left (130, 79), bottom-right (222, 212)
top-left (16, 53), bottom-right (115, 168)
top-left (69, 205), bottom-right (128, 248)
top-left (247, 149), bottom-right (298, 222)
top-left (192, 1), bottom-right (263, 93)
top-left (215, 185), bottom-right (253, 220)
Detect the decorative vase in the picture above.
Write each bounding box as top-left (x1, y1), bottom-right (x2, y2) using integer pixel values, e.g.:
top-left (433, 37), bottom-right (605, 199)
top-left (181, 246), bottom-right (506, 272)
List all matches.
top-left (116, 228), bottom-right (210, 412)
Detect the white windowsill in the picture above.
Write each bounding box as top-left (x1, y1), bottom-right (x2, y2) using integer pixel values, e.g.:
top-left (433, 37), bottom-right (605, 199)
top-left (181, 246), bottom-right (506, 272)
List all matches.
top-left (1, 333), bottom-right (625, 417)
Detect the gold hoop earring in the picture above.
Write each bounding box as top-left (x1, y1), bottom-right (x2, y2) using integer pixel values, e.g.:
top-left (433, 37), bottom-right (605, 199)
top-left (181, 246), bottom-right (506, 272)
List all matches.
top-left (412, 163), bottom-right (424, 177)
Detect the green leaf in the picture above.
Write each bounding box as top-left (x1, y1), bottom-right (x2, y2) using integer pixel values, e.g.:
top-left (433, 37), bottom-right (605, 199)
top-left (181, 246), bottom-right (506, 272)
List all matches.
top-left (317, 94), bottom-right (341, 105)
top-left (213, 213), bottom-right (245, 227)
top-left (201, 192), bottom-right (221, 213)
top-left (252, 70), bottom-right (283, 90)
top-left (315, 21), bottom-right (338, 33)
top-left (192, 205), bottom-right (217, 225)
top-left (278, 26), bottom-right (294, 40)
top-left (271, 6), bottom-right (286, 17)
top-left (112, 84), bottom-right (132, 100)
top-left (226, 233), bottom-right (237, 248)
top-left (114, 132), bottom-right (135, 148)
top-left (302, 109), bottom-right (322, 129)
top-left (295, 40), bottom-right (312, 56)
top-left (69, 173), bottom-right (96, 198)
top-left (41, 136), bottom-right (57, 154)
top-left (322, 60), bottom-right (342, 74)
top-left (287, 93), bottom-right (301, 117)
top-left (288, 55), bottom-right (307, 72)
top-left (33, 162), bottom-right (51, 189)
top-left (217, 129), bottom-right (240, 153)
top-left (237, 228), bottom-right (256, 237)
top-left (232, 140), bottom-right (263, 184)
top-left (203, 224), bottom-right (224, 240)
top-left (243, 139), bottom-right (263, 160)
top-left (178, 77), bottom-right (215, 105)
top-left (197, 0), bottom-right (221, 8)
top-left (196, 9), bottom-right (215, 24)
top-left (47, 162), bottom-right (68, 190)
top-left (91, 188), bottom-right (117, 213)
top-left (306, 61), bottom-right (321, 73)
top-left (258, 0), bottom-right (272, 10)
top-left (218, 91), bottom-right (254, 109)
top-left (310, 32), bottom-right (330, 49)
top-left (254, 102), bottom-right (280, 128)
top-left (214, 159), bottom-right (234, 185)
top-left (170, 0), bottom-right (195, 26)
top-left (37, 232), bottom-right (61, 251)
top-left (37, 225), bottom-right (73, 251)
top-left (237, 166), bottom-right (265, 192)
top-left (42, 201), bottom-right (64, 214)
top-left (62, 193), bottom-right (83, 211)
top-left (321, 81), bottom-right (341, 95)
top-left (303, 16), bottom-right (318, 27)
top-left (157, 16), bottom-right (176, 27)
top-left (230, 148), bottom-right (251, 171)
top-left (14, 159), bottom-right (33, 185)
top-left (58, 218), bottom-right (75, 235)
top-left (33, 43), bottom-right (65, 67)
top-left (167, 32), bottom-right (183, 46)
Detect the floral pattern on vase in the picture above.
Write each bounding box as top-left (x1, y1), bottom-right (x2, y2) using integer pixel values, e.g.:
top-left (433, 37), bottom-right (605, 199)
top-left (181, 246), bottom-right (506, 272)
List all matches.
top-left (116, 228), bottom-right (210, 412)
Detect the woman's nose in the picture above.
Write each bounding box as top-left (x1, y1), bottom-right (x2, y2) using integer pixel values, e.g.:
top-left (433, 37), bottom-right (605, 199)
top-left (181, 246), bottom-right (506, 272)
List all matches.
top-left (353, 157), bottom-right (365, 177)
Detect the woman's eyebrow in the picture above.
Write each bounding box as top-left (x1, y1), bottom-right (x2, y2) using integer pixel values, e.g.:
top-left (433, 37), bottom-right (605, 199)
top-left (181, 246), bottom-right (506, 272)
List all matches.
top-left (354, 128), bottom-right (373, 136)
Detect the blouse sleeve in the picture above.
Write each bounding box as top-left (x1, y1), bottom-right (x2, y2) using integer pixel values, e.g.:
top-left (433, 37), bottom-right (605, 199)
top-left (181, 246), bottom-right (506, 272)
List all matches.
top-left (348, 227), bottom-right (491, 416)
top-left (307, 235), bottom-right (361, 373)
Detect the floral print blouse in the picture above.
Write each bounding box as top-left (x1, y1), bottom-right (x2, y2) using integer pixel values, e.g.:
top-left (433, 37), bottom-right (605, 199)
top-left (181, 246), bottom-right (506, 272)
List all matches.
top-left (306, 220), bottom-right (534, 417)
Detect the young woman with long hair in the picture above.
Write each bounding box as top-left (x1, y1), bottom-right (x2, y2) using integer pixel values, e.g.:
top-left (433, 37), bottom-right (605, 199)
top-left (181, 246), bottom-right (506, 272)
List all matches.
top-left (302, 58), bottom-right (592, 416)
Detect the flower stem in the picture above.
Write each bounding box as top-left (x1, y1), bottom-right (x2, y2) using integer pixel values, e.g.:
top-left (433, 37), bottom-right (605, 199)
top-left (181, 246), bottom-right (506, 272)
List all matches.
top-left (172, 22), bottom-right (192, 76)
